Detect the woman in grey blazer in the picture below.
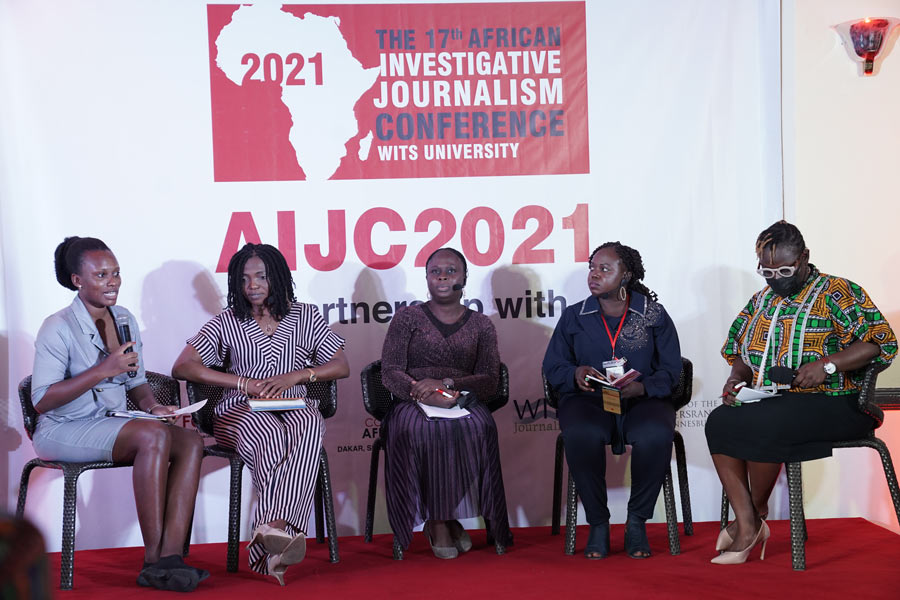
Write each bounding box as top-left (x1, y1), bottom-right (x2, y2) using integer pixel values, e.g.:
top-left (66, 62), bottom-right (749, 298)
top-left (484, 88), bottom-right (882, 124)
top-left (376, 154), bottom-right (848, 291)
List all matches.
top-left (31, 236), bottom-right (206, 592)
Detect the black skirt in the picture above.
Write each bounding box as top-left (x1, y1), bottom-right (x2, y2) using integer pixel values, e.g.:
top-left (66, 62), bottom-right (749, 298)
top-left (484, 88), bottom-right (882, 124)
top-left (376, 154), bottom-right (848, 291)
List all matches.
top-left (705, 391), bottom-right (876, 463)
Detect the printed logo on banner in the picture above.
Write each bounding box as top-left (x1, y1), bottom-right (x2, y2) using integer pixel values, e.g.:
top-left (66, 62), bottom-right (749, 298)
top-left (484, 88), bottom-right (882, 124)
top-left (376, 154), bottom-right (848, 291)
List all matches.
top-left (207, 2), bottom-right (588, 181)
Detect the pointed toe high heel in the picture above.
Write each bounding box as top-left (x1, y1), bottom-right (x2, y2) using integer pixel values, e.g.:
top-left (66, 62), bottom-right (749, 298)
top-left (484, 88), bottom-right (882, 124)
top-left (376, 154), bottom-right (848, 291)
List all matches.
top-left (424, 521), bottom-right (458, 559)
top-left (448, 520), bottom-right (472, 554)
top-left (249, 524), bottom-right (293, 555)
top-left (711, 521), bottom-right (770, 565)
top-left (715, 526), bottom-right (733, 552)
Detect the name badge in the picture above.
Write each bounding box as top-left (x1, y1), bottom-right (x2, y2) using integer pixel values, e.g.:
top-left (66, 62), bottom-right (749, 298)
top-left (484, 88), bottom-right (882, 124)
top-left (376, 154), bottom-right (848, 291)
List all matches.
top-left (601, 387), bottom-right (623, 415)
top-left (603, 358), bottom-right (626, 380)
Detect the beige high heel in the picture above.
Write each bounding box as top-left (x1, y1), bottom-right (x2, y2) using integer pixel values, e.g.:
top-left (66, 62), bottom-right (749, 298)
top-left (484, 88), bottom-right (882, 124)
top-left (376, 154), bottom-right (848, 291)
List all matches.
top-left (249, 523), bottom-right (293, 555)
top-left (448, 520), bottom-right (472, 553)
top-left (711, 521), bottom-right (770, 565)
top-left (715, 526), bottom-right (733, 552)
top-left (266, 554), bottom-right (288, 586)
top-left (424, 521), bottom-right (459, 559)
top-left (280, 532), bottom-right (307, 565)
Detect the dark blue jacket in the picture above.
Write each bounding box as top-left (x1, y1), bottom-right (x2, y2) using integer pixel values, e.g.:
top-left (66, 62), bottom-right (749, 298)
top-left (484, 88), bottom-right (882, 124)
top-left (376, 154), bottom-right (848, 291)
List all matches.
top-left (543, 291), bottom-right (681, 402)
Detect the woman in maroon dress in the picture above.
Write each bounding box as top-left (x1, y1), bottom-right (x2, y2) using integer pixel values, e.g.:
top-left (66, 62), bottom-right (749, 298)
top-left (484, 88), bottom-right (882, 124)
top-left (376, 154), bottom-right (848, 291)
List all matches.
top-left (380, 248), bottom-right (512, 558)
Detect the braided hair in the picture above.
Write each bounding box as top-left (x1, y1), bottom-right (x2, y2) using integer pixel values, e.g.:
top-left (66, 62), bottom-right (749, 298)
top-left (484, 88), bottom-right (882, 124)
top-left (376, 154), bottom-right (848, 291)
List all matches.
top-left (425, 247), bottom-right (468, 286)
top-left (755, 220), bottom-right (806, 264)
top-left (53, 236), bottom-right (111, 291)
top-left (226, 243), bottom-right (296, 321)
top-left (590, 241), bottom-right (658, 302)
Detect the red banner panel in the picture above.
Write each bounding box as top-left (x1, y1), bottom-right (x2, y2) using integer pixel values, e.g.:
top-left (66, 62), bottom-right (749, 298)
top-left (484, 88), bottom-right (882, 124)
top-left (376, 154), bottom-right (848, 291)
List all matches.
top-left (208, 2), bottom-right (588, 181)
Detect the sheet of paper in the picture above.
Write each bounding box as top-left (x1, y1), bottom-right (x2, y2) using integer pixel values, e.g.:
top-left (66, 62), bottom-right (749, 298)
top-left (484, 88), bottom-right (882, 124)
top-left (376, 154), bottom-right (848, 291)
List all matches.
top-left (174, 399), bottom-right (207, 415)
top-left (417, 402), bottom-right (470, 419)
top-left (736, 387), bottom-right (779, 403)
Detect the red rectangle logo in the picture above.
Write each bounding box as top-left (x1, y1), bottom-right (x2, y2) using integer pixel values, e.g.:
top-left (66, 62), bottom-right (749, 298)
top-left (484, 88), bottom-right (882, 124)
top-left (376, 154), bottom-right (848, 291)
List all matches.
top-left (208, 2), bottom-right (588, 181)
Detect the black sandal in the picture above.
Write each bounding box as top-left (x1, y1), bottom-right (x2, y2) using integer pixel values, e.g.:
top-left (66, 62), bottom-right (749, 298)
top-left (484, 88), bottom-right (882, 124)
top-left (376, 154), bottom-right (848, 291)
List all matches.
top-left (584, 522), bottom-right (610, 559)
top-left (624, 519), bottom-right (651, 559)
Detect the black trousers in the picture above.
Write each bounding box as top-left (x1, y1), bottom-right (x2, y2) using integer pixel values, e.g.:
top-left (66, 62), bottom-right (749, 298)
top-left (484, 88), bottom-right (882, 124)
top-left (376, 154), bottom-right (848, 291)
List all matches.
top-left (558, 394), bottom-right (675, 524)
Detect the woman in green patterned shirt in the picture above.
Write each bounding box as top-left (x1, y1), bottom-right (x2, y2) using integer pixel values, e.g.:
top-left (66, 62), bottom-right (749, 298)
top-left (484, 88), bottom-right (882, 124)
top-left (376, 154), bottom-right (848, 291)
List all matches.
top-left (705, 220), bottom-right (896, 565)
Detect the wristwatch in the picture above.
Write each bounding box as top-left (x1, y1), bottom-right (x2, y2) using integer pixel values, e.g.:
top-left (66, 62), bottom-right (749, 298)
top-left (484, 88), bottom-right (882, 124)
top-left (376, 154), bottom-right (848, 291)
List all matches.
top-left (822, 361), bottom-right (837, 375)
top-left (307, 368), bottom-right (318, 383)
top-left (442, 378), bottom-right (455, 390)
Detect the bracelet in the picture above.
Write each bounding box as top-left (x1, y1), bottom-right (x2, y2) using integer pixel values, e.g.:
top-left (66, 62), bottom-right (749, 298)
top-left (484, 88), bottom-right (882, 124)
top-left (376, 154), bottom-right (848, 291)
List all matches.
top-left (237, 376), bottom-right (245, 394)
top-left (306, 368), bottom-right (317, 383)
top-left (147, 403), bottom-right (162, 413)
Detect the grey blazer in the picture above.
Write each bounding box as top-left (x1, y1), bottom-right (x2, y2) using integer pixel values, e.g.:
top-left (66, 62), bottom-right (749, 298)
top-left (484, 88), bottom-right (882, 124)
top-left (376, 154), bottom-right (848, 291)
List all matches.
top-left (32, 296), bottom-right (147, 423)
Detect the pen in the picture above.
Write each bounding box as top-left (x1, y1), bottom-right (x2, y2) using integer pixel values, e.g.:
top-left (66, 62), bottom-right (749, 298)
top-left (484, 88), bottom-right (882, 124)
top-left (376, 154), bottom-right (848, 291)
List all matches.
top-left (434, 388), bottom-right (454, 399)
top-left (720, 381), bottom-right (747, 399)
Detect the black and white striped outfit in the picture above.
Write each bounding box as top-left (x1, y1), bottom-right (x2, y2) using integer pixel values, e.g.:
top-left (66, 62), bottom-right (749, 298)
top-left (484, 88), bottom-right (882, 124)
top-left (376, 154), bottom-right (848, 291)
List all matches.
top-left (187, 302), bottom-right (344, 574)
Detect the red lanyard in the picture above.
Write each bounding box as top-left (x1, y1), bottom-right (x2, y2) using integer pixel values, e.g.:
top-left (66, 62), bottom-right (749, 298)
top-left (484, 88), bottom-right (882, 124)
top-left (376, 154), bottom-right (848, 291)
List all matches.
top-left (601, 299), bottom-right (628, 359)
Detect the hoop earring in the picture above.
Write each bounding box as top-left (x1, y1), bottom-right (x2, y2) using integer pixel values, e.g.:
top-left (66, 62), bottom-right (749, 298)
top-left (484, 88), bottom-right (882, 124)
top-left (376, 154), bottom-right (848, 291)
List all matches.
top-left (427, 292), bottom-right (432, 300)
top-left (618, 286), bottom-right (627, 302)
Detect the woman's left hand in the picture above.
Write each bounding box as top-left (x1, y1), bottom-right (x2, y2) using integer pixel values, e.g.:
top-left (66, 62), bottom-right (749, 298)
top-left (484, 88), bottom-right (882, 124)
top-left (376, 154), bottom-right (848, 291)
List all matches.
top-left (792, 361), bottom-right (828, 389)
top-left (256, 372), bottom-right (302, 398)
top-left (149, 404), bottom-right (177, 423)
top-left (619, 381), bottom-right (645, 399)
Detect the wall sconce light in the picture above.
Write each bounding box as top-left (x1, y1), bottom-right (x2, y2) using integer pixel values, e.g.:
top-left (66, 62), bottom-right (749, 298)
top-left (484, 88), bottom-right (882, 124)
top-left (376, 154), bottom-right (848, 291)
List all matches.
top-left (834, 17), bottom-right (900, 76)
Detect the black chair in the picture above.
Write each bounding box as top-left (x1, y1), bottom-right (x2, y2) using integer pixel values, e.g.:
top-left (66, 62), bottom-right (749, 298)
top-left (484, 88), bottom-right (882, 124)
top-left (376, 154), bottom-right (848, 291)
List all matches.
top-left (185, 377), bottom-right (340, 568)
top-left (719, 363), bottom-right (900, 570)
top-left (544, 357), bottom-right (694, 555)
top-left (16, 372), bottom-right (180, 590)
top-left (360, 359), bottom-right (510, 559)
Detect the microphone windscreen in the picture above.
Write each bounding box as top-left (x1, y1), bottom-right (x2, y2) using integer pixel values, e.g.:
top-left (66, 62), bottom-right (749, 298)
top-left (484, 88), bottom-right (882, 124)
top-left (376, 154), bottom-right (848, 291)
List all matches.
top-left (114, 314), bottom-right (137, 377)
top-left (768, 366), bottom-right (795, 385)
top-left (115, 314), bottom-right (132, 343)
top-left (452, 283), bottom-right (464, 291)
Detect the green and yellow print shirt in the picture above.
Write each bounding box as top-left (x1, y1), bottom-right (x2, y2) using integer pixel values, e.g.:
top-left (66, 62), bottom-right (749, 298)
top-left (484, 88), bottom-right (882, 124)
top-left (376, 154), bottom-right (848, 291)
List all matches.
top-left (721, 265), bottom-right (897, 395)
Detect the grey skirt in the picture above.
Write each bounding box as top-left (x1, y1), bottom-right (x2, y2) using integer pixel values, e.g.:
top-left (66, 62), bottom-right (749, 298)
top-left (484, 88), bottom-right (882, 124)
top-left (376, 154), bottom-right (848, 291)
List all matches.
top-left (33, 416), bottom-right (129, 462)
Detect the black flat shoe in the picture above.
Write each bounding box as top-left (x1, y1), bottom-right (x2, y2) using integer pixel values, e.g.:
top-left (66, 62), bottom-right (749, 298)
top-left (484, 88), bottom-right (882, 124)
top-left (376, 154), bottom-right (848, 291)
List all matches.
top-left (624, 519), bottom-right (651, 559)
top-left (584, 522), bottom-right (610, 559)
top-left (138, 555), bottom-right (201, 592)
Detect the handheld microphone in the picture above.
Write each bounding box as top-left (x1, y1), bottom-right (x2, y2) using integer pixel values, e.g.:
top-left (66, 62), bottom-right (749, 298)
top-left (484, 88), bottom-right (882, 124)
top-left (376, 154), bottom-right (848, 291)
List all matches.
top-left (768, 366), bottom-right (796, 385)
top-left (115, 314), bottom-right (137, 377)
top-left (452, 283), bottom-right (464, 291)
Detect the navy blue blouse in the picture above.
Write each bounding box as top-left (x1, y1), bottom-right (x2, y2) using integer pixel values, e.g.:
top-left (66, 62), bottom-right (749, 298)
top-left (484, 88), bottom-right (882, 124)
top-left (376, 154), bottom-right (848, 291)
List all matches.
top-left (542, 292), bottom-right (682, 401)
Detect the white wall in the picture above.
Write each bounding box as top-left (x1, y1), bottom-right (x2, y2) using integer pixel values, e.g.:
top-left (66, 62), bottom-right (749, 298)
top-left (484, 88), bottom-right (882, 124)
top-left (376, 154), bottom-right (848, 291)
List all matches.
top-left (783, 0), bottom-right (900, 532)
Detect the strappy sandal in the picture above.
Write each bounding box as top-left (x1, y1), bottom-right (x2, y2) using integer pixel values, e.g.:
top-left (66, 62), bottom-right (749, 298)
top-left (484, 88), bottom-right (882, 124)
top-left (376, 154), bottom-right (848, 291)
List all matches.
top-left (624, 519), bottom-right (651, 559)
top-left (584, 522), bottom-right (610, 559)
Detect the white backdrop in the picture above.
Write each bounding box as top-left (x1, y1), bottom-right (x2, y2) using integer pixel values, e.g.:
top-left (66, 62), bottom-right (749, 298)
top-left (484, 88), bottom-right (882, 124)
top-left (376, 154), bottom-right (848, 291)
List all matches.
top-left (0, 0), bottom-right (784, 551)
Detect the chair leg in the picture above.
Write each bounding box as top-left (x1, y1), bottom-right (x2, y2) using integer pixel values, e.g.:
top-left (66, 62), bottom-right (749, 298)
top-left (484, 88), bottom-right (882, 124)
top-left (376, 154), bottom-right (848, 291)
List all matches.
top-left (16, 460), bottom-right (40, 519)
top-left (365, 437), bottom-right (382, 543)
top-left (60, 467), bottom-right (82, 590)
top-left (663, 466), bottom-right (680, 555)
top-left (318, 448), bottom-right (340, 563)
top-left (786, 461), bottom-right (806, 570)
top-left (673, 431), bottom-right (693, 535)
top-left (720, 487), bottom-right (730, 531)
top-left (183, 512), bottom-right (193, 558)
top-left (226, 455), bottom-right (243, 573)
top-left (314, 474), bottom-right (325, 545)
top-left (551, 434), bottom-right (564, 536)
top-left (564, 472), bottom-right (577, 555)
top-left (867, 437), bottom-right (900, 527)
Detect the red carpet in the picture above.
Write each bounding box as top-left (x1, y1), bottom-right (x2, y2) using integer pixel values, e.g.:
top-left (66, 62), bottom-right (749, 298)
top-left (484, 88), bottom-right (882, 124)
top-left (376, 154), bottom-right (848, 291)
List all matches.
top-left (48, 519), bottom-right (900, 599)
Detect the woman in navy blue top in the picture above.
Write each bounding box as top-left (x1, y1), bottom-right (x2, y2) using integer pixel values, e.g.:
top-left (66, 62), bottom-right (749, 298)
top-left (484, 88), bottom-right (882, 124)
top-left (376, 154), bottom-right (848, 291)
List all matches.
top-left (543, 242), bottom-right (681, 559)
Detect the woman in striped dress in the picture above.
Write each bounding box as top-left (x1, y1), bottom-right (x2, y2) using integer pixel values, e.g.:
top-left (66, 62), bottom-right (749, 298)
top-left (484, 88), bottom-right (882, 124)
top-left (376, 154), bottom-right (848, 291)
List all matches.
top-left (173, 243), bottom-right (348, 585)
top-left (380, 247), bottom-right (512, 558)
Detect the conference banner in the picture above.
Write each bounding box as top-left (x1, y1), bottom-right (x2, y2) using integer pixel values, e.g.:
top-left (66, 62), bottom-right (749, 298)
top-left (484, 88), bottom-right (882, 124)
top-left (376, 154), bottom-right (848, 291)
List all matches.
top-left (207, 2), bottom-right (588, 181)
top-left (1, 1), bottom-right (788, 552)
